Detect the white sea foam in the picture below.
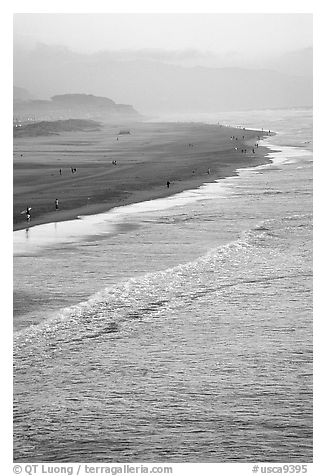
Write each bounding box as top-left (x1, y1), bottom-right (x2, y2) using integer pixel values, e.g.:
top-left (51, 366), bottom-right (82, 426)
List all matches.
top-left (14, 109), bottom-right (313, 462)
top-left (13, 179), bottom-right (231, 255)
top-left (13, 218), bottom-right (120, 255)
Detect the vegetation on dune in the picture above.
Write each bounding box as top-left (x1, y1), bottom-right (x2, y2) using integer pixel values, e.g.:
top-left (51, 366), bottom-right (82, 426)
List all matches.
top-left (13, 119), bottom-right (102, 137)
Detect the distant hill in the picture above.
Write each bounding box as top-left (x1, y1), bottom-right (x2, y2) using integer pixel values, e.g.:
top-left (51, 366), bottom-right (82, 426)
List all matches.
top-left (13, 92), bottom-right (140, 122)
top-left (51, 94), bottom-right (116, 107)
top-left (13, 44), bottom-right (312, 114)
top-left (13, 119), bottom-right (101, 138)
top-left (266, 47), bottom-right (312, 78)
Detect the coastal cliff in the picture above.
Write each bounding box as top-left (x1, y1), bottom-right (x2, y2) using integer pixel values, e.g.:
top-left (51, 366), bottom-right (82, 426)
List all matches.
top-left (13, 91), bottom-right (140, 122)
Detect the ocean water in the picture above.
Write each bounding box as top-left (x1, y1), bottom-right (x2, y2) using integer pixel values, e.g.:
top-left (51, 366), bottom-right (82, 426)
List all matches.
top-left (13, 108), bottom-right (313, 462)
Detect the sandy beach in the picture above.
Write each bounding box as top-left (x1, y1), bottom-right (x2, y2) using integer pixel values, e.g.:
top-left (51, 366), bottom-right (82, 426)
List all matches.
top-left (13, 13), bottom-right (313, 465)
top-left (13, 121), bottom-right (271, 231)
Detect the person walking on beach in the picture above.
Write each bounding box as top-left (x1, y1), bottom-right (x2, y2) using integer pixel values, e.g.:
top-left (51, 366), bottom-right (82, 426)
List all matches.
top-left (26, 206), bottom-right (31, 222)
top-left (21, 206), bottom-right (31, 222)
top-left (55, 199), bottom-right (59, 210)
top-left (166, 181), bottom-right (170, 188)
top-left (59, 169), bottom-right (62, 175)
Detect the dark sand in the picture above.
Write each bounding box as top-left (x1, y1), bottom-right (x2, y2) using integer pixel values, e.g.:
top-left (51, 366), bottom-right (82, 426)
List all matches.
top-left (13, 121), bottom-right (271, 231)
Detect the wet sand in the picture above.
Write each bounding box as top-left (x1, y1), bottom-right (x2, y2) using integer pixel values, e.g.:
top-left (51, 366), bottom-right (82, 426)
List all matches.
top-left (13, 121), bottom-right (270, 231)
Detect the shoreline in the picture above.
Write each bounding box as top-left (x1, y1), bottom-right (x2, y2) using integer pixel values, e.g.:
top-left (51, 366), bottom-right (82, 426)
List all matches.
top-left (13, 121), bottom-right (274, 232)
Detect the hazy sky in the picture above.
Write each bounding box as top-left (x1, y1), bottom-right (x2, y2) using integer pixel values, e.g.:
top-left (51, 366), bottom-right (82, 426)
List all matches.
top-left (14, 13), bottom-right (312, 57)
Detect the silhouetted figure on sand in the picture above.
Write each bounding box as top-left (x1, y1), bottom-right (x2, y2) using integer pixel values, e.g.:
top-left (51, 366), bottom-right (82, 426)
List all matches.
top-left (55, 199), bottom-right (59, 210)
top-left (167, 181), bottom-right (170, 188)
top-left (21, 206), bottom-right (31, 222)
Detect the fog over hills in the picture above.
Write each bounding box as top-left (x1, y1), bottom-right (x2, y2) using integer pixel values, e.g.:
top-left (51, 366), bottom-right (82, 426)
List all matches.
top-left (13, 91), bottom-right (140, 122)
top-left (14, 43), bottom-right (312, 114)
